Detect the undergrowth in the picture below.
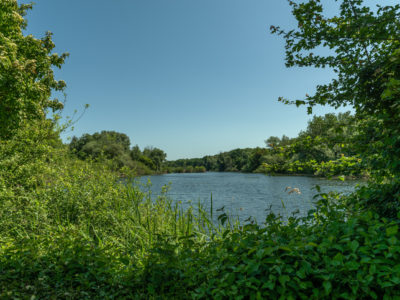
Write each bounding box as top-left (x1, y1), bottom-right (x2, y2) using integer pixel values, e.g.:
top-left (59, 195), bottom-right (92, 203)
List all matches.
top-left (1, 133), bottom-right (400, 299)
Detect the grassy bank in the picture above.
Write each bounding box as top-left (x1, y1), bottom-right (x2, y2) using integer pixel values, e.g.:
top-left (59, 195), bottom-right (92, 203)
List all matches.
top-left (1, 136), bottom-right (400, 298)
top-left (0, 139), bottom-right (222, 298)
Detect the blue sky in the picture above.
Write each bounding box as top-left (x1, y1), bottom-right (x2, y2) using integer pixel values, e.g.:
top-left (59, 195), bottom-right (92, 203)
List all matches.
top-left (19, 0), bottom-right (383, 160)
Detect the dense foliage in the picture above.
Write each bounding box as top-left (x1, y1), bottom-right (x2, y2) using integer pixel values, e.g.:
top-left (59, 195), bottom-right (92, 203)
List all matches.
top-left (69, 112), bottom-right (363, 178)
top-left (167, 111), bottom-right (366, 178)
top-left (1, 0), bottom-right (400, 298)
top-left (1, 139), bottom-right (400, 298)
top-left (271, 0), bottom-right (400, 216)
top-left (69, 131), bottom-right (167, 175)
top-left (165, 148), bottom-right (255, 173)
top-left (271, 0), bottom-right (400, 178)
top-left (261, 112), bottom-right (365, 177)
top-left (0, 0), bottom-right (67, 139)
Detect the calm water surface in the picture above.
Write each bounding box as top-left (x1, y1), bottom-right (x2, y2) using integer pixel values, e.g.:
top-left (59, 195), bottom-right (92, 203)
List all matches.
top-left (138, 172), bottom-right (362, 223)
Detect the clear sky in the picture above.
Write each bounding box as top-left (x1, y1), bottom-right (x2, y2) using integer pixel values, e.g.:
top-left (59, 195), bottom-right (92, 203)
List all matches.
top-left (19, 0), bottom-right (384, 160)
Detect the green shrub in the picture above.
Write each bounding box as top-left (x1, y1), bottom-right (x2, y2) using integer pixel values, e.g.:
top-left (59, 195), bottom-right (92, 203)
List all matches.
top-left (2, 133), bottom-right (400, 298)
top-left (352, 181), bottom-right (400, 219)
top-left (194, 166), bottom-right (207, 173)
top-left (190, 209), bottom-right (400, 299)
top-left (134, 191), bottom-right (400, 299)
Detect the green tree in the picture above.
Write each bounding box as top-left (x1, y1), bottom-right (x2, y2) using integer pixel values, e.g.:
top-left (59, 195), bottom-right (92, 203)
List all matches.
top-left (271, 0), bottom-right (400, 112)
top-left (290, 136), bottom-right (335, 162)
top-left (271, 0), bottom-right (400, 178)
top-left (130, 145), bottom-right (142, 161)
top-left (244, 148), bottom-right (267, 172)
top-left (298, 112), bottom-right (357, 158)
top-left (229, 148), bottom-right (251, 171)
top-left (0, 1), bottom-right (68, 139)
top-left (70, 131), bottom-right (131, 160)
top-left (203, 155), bottom-right (218, 171)
top-left (143, 147), bottom-right (167, 171)
top-left (265, 135), bottom-right (293, 149)
top-left (299, 113), bottom-right (354, 140)
top-left (216, 152), bottom-right (233, 172)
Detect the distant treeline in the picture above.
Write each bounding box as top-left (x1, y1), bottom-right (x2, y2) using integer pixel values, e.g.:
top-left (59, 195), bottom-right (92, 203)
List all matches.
top-left (166, 111), bottom-right (365, 177)
top-left (69, 112), bottom-right (364, 177)
top-left (165, 148), bottom-right (258, 173)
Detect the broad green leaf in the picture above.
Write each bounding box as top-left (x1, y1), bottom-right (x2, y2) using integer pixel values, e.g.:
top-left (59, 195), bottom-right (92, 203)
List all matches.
top-left (386, 225), bottom-right (398, 237)
top-left (279, 275), bottom-right (290, 287)
top-left (349, 240), bottom-right (359, 252)
top-left (323, 281), bottom-right (332, 295)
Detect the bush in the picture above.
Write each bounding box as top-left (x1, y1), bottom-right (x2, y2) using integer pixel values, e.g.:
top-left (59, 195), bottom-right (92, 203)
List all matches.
top-left (353, 181), bottom-right (400, 219)
top-left (314, 156), bottom-right (364, 177)
top-left (190, 210), bottom-right (400, 299)
top-left (1, 131), bottom-right (400, 298)
top-left (262, 156), bottom-right (365, 178)
top-left (135, 191), bottom-right (400, 299)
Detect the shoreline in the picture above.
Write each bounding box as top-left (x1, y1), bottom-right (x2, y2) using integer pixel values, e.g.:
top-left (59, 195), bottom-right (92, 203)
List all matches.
top-left (141, 170), bottom-right (369, 181)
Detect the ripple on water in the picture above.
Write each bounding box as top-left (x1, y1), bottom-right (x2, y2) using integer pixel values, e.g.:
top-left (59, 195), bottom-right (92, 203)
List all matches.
top-left (138, 172), bottom-right (362, 223)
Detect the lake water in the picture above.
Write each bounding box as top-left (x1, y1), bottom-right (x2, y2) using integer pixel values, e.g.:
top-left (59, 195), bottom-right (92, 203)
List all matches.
top-left (138, 172), bottom-right (362, 223)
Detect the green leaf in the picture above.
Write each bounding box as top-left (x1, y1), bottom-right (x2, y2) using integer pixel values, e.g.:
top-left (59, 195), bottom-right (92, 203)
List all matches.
top-left (279, 275), bottom-right (290, 287)
top-left (332, 252), bottom-right (343, 266)
top-left (345, 261), bottom-right (360, 271)
top-left (386, 225), bottom-right (398, 237)
top-left (369, 264), bottom-right (376, 275)
top-left (262, 280), bottom-right (275, 290)
top-left (323, 281), bottom-right (332, 295)
top-left (296, 268), bottom-right (306, 279)
top-left (349, 240), bottom-right (359, 253)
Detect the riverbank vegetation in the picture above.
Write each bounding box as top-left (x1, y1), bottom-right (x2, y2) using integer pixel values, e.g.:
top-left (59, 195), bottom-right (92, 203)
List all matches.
top-left (166, 111), bottom-right (367, 178)
top-left (1, 0), bottom-right (400, 298)
top-left (69, 131), bottom-right (167, 175)
top-left (69, 111), bottom-right (364, 177)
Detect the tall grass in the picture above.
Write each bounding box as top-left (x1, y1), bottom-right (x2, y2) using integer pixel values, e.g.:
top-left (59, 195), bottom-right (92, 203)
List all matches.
top-left (2, 140), bottom-right (400, 298)
top-left (0, 144), bottom-right (201, 296)
top-left (0, 144), bottom-right (243, 296)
